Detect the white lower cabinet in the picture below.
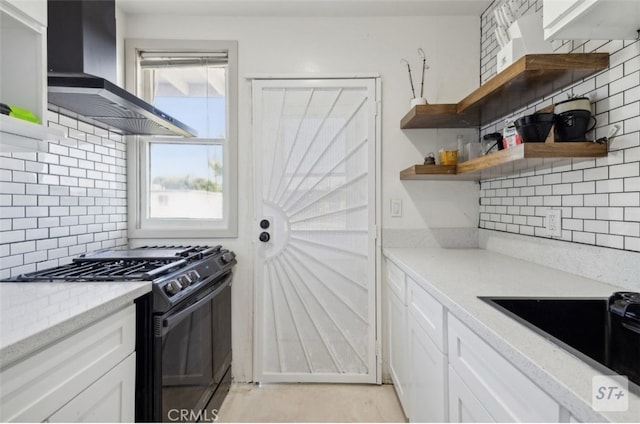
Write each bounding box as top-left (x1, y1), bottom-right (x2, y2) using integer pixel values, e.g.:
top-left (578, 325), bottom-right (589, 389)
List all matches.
top-left (387, 284), bottom-right (409, 412)
top-left (408, 307), bottom-right (446, 422)
top-left (448, 365), bottom-right (493, 423)
top-left (386, 256), bottom-right (447, 422)
top-left (48, 353), bottom-right (135, 423)
top-left (447, 313), bottom-right (561, 422)
top-left (384, 254), bottom-right (573, 424)
top-left (0, 305), bottom-right (136, 422)
top-left (385, 259), bottom-right (409, 415)
top-left (407, 276), bottom-right (446, 422)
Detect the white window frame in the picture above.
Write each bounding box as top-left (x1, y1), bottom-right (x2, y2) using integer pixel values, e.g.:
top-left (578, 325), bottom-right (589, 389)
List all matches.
top-left (125, 39), bottom-right (238, 239)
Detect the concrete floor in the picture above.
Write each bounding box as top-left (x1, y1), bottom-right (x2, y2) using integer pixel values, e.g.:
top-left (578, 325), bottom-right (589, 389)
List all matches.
top-left (217, 383), bottom-right (407, 423)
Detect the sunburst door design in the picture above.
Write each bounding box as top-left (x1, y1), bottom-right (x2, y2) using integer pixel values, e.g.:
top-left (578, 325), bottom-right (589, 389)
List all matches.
top-left (252, 78), bottom-right (378, 383)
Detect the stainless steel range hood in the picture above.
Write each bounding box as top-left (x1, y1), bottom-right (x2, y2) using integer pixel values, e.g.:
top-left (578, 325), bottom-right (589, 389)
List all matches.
top-left (47, 0), bottom-right (196, 137)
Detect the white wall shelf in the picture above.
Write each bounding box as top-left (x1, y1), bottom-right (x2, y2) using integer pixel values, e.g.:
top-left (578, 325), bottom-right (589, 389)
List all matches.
top-left (0, 115), bottom-right (64, 152)
top-left (1, 0), bottom-right (49, 152)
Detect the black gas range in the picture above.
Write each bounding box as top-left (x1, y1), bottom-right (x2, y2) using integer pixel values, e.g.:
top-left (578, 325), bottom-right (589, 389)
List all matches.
top-left (8, 245), bottom-right (235, 311)
top-left (4, 245), bottom-right (237, 422)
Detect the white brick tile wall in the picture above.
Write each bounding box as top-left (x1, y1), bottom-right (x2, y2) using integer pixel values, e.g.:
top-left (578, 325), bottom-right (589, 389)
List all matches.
top-left (479, 0), bottom-right (640, 252)
top-left (0, 115), bottom-right (128, 276)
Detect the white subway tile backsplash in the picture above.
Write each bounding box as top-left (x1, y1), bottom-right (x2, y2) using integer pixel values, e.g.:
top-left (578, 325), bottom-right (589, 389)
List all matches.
top-left (0, 157), bottom-right (25, 171)
top-left (0, 114), bottom-right (127, 274)
top-left (552, 183), bottom-right (572, 195)
top-left (610, 162), bottom-right (640, 179)
top-left (596, 233), bottom-right (624, 249)
top-left (596, 179), bottom-right (624, 193)
top-left (627, 207), bottom-right (640, 221)
top-left (574, 231), bottom-right (596, 245)
top-left (24, 250), bottom-right (47, 264)
top-left (37, 196), bottom-right (60, 206)
top-left (562, 195), bottom-right (583, 206)
top-left (610, 192), bottom-right (640, 206)
top-left (584, 194), bottom-right (609, 206)
top-left (564, 219), bottom-right (583, 231)
top-left (38, 217), bottom-right (60, 228)
top-left (573, 181), bottom-right (595, 194)
top-left (25, 206), bottom-right (48, 217)
top-left (610, 72), bottom-right (640, 96)
top-left (583, 166), bottom-right (609, 181)
top-left (25, 184), bottom-right (48, 196)
top-left (585, 219), bottom-right (608, 233)
top-left (25, 228), bottom-right (48, 240)
top-left (1, 207), bottom-right (25, 218)
top-left (0, 230), bottom-right (25, 244)
top-left (562, 170), bottom-right (583, 183)
top-left (543, 196), bottom-right (562, 206)
top-left (626, 236), bottom-right (640, 251)
top-left (38, 174), bottom-right (59, 185)
top-left (1, 182), bottom-right (26, 195)
top-left (610, 221), bottom-right (640, 237)
top-left (12, 218), bottom-right (37, 230)
top-left (625, 176), bottom-right (640, 191)
top-left (610, 102), bottom-right (640, 123)
top-left (12, 195), bottom-right (37, 206)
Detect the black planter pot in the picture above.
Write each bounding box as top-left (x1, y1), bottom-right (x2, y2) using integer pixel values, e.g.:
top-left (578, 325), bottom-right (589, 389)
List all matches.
top-left (555, 110), bottom-right (596, 142)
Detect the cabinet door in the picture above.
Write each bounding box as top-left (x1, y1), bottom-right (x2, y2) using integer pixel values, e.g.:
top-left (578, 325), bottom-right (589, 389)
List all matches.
top-left (387, 286), bottom-right (409, 415)
top-left (5, 0), bottom-right (46, 25)
top-left (48, 353), bottom-right (135, 423)
top-left (448, 366), bottom-right (494, 423)
top-left (448, 314), bottom-right (560, 422)
top-left (408, 308), bottom-right (446, 422)
top-left (0, 305), bottom-right (136, 422)
top-left (543, 0), bottom-right (640, 40)
top-left (543, 0), bottom-right (584, 28)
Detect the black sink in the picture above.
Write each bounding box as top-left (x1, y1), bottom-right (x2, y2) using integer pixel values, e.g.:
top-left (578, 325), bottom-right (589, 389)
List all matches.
top-left (480, 295), bottom-right (640, 393)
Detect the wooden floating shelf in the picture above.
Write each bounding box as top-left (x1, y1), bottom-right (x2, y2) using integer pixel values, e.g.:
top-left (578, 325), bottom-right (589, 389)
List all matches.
top-left (400, 164), bottom-right (460, 180)
top-left (400, 142), bottom-right (608, 181)
top-left (400, 53), bottom-right (610, 129)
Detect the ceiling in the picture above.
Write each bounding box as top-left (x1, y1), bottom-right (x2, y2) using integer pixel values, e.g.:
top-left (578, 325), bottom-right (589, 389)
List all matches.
top-left (116, 0), bottom-right (493, 17)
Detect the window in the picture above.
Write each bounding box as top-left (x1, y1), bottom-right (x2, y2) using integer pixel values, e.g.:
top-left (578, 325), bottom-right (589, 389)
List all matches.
top-left (126, 40), bottom-right (238, 238)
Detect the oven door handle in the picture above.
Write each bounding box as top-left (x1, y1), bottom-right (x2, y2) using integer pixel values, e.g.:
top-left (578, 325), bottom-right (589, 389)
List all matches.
top-left (162, 273), bottom-right (232, 334)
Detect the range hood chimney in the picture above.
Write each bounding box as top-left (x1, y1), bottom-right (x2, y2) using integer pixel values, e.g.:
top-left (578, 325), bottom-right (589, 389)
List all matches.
top-left (47, 0), bottom-right (196, 137)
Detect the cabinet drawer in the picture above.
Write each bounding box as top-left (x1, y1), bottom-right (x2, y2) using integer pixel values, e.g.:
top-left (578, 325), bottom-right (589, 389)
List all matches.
top-left (0, 305), bottom-right (136, 422)
top-left (385, 258), bottom-right (406, 303)
top-left (408, 276), bottom-right (444, 352)
top-left (447, 313), bottom-right (560, 422)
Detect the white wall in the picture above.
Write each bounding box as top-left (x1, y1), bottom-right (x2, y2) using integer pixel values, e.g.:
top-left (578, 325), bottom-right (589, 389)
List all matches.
top-left (124, 14), bottom-right (481, 382)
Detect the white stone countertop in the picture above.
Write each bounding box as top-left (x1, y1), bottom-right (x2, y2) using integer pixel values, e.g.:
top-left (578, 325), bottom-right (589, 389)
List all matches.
top-left (0, 281), bottom-right (151, 367)
top-left (383, 247), bottom-right (640, 423)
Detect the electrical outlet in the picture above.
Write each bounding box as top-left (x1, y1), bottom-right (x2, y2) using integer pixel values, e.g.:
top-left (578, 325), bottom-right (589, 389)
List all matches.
top-left (545, 209), bottom-right (562, 237)
top-left (391, 199), bottom-right (402, 217)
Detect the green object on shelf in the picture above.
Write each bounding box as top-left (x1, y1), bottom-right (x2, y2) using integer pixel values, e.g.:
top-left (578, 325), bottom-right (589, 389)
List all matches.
top-left (0, 103), bottom-right (40, 124)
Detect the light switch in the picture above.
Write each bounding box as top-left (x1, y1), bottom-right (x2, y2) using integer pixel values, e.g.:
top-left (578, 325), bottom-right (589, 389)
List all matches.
top-left (391, 199), bottom-right (402, 217)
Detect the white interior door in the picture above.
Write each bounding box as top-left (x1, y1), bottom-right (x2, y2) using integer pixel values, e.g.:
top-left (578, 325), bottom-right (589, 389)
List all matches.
top-left (252, 78), bottom-right (378, 383)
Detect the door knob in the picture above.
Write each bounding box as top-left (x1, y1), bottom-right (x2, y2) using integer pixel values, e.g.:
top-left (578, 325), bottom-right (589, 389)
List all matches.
top-left (259, 232), bottom-right (271, 243)
top-left (260, 219), bottom-right (270, 229)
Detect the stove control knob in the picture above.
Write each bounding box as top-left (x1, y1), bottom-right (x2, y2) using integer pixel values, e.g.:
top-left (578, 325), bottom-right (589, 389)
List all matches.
top-left (221, 251), bottom-right (236, 264)
top-left (178, 275), bottom-right (191, 287)
top-left (165, 280), bottom-right (183, 296)
top-left (188, 270), bottom-right (200, 282)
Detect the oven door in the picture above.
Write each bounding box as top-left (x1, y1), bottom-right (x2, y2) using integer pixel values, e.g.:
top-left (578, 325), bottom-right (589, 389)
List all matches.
top-left (155, 273), bottom-right (232, 422)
